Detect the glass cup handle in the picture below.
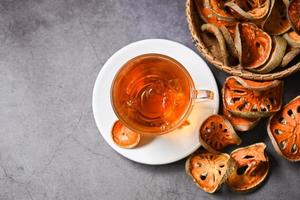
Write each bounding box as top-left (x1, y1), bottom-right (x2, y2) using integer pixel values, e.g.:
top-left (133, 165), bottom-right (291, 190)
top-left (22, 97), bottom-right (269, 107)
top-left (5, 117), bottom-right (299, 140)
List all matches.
top-left (192, 90), bottom-right (214, 103)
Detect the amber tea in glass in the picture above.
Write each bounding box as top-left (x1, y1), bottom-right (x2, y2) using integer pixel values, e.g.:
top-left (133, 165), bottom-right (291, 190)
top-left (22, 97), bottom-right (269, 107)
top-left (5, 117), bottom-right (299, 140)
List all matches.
top-left (111, 54), bottom-right (213, 135)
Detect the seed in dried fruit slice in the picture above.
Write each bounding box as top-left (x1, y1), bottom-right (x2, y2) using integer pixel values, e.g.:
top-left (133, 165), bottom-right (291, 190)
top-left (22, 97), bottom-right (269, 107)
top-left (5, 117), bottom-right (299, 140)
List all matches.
top-left (199, 114), bottom-right (241, 153)
top-left (185, 151), bottom-right (235, 193)
top-left (262, 0), bottom-right (291, 35)
top-left (195, 0), bottom-right (237, 27)
top-left (223, 107), bottom-right (260, 132)
top-left (225, 0), bottom-right (270, 20)
top-left (281, 47), bottom-right (300, 67)
top-left (250, 36), bottom-right (287, 73)
top-left (288, 0), bottom-right (300, 34)
top-left (234, 23), bottom-right (272, 69)
top-left (201, 24), bottom-right (229, 65)
top-left (220, 25), bottom-right (239, 59)
top-left (267, 96), bottom-right (300, 161)
top-left (223, 76), bottom-right (283, 118)
top-left (283, 31), bottom-right (300, 48)
top-left (227, 143), bottom-right (269, 192)
top-left (111, 120), bottom-right (141, 149)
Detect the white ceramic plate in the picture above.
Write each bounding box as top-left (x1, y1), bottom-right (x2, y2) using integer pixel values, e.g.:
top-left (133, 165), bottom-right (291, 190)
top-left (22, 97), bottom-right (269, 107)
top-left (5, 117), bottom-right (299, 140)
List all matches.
top-left (93, 39), bottom-right (219, 165)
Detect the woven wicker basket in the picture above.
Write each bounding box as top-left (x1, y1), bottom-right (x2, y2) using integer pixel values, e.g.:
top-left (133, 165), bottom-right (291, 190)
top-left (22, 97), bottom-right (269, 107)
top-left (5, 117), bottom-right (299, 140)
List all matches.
top-left (186, 0), bottom-right (300, 81)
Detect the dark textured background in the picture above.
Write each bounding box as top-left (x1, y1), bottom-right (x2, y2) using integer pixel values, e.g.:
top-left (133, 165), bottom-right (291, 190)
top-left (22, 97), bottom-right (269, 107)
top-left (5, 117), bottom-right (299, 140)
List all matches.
top-left (1, 0), bottom-right (300, 199)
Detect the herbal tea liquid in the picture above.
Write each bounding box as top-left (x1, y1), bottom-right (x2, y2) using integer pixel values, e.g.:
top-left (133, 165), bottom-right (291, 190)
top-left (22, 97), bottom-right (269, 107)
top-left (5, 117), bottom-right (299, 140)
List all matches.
top-left (112, 54), bottom-right (193, 134)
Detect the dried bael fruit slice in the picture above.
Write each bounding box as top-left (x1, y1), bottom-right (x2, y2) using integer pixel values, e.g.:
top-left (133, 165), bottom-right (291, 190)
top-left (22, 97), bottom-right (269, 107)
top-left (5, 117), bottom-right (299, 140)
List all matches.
top-left (227, 143), bottom-right (269, 192)
top-left (234, 23), bottom-right (272, 69)
top-left (199, 114), bottom-right (241, 152)
top-left (220, 26), bottom-right (239, 59)
top-left (206, 0), bottom-right (236, 21)
top-left (225, 0), bottom-right (270, 20)
top-left (250, 36), bottom-right (287, 73)
top-left (185, 151), bottom-right (235, 193)
top-left (288, 0), bottom-right (300, 34)
top-left (195, 0), bottom-right (237, 27)
top-left (283, 31), bottom-right (300, 48)
top-left (223, 76), bottom-right (283, 118)
top-left (262, 0), bottom-right (291, 35)
top-left (223, 107), bottom-right (260, 132)
top-left (281, 47), bottom-right (300, 67)
top-left (111, 120), bottom-right (140, 149)
top-left (267, 96), bottom-right (300, 161)
top-left (201, 24), bottom-right (229, 65)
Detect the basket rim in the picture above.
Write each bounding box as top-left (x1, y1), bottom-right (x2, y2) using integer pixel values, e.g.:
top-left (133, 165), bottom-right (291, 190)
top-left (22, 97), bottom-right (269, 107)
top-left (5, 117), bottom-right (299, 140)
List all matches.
top-left (185, 0), bottom-right (300, 81)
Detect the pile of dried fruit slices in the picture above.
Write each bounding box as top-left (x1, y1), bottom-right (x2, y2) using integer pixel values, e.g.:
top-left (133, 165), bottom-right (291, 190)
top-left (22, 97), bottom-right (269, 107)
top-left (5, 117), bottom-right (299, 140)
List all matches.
top-left (196, 0), bottom-right (300, 73)
top-left (187, 75), bottom-right (299, 193)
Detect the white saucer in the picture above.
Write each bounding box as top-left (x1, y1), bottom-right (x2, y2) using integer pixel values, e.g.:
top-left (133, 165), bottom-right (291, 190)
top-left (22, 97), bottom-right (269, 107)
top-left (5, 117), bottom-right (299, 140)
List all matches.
top-left (92, 39), bottom-right (219, 165)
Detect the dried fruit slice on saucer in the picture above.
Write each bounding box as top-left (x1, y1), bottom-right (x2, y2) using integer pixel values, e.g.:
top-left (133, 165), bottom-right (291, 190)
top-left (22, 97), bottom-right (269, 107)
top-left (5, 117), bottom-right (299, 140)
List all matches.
top-left (227, 143), bottom-right (270, 192)
top-left (283, 31), bottom-right (300, 48)
top-left (223, 76), bottom-right (283, 118)
top-left (262, 0), bottom-right (291, 35)
top-left (288, 0), bottom-right (300, 34)
top-left (185, 150), bottom-right (235, 193)
top-left (199, 114), bottom-right (242, 152)
top-left (223, 107), bottom-right (260, 132)
top-left (234, 23), bottom-right (272, 69)
top-left (111, 120), bottom-right (141, 149)
top-left (268, 96), bottom-right (300, 161)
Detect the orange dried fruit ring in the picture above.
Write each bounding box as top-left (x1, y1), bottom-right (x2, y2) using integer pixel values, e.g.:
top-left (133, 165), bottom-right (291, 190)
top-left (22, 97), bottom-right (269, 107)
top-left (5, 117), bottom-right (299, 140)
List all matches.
top-left (185, 150), bottom-right (235, 193)
top-left (250, 36), bottom-right (287, 74)
top-left (283, 31), bottom-right (300, 48)
top-left (223, 76), bottom-right (283, 118)
top-left (195, 0), bottom-right (237, 27)
top-left (111, 120), bottom-right (141, 149)
top-left (234, 23), bottom-right (272, 69)
top-left (227, 143), bottom-right (270, 192)
top-left (199, 114), bottom-right (242, 152)
top-left (288, 0), bottom-right (300, 34)
top-left (262, 0), bottom-right (291, 35)
top-left (223, 107), bottom-right (260, 132)
top-left (267, 96), bottom-right (300, 161)
top-left (225, 0), bottom-right (270, 20)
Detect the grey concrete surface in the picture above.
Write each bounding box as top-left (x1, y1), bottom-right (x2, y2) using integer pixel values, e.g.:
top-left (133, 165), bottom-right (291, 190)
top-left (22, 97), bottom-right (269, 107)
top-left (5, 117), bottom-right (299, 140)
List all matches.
top-left (0, 0), bottom-right (300, 199)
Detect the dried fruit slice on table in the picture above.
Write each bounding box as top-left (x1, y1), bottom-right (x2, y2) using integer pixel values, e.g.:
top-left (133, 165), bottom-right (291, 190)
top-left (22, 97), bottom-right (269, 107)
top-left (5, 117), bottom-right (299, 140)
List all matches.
top-left (250, 36), bottom-right (287, 73)
top-left (281, 47), bottom-right (300, 67)
top-left (268, 96), bottom-right (300, 161)
top-left (111, 120), bottom-right (141, 149)
top-left (185, 151), bottom-right (235, 193)
top-left (201, 24), bottom-right (230, 65)
top-left (195, 0), bottom-right (237, 27)
top-left (199, 114), bottom-right (241, 152)
top-left (225, 0), bottom-right (270, 20)
top-left (262, 0), bottom-right (291, 35)
top-left (227, 143), bottom-right (270, 192)
top-left (283, 31), bottom-right (300, 48)
top-left (234, 23), bottom-right (272, 69)
top-left (288, 0), bottom-right (300, 34)
top-left (223, 76), bottom-right (283, 118)
top-left (223, 107), bottom-right (260, 132)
